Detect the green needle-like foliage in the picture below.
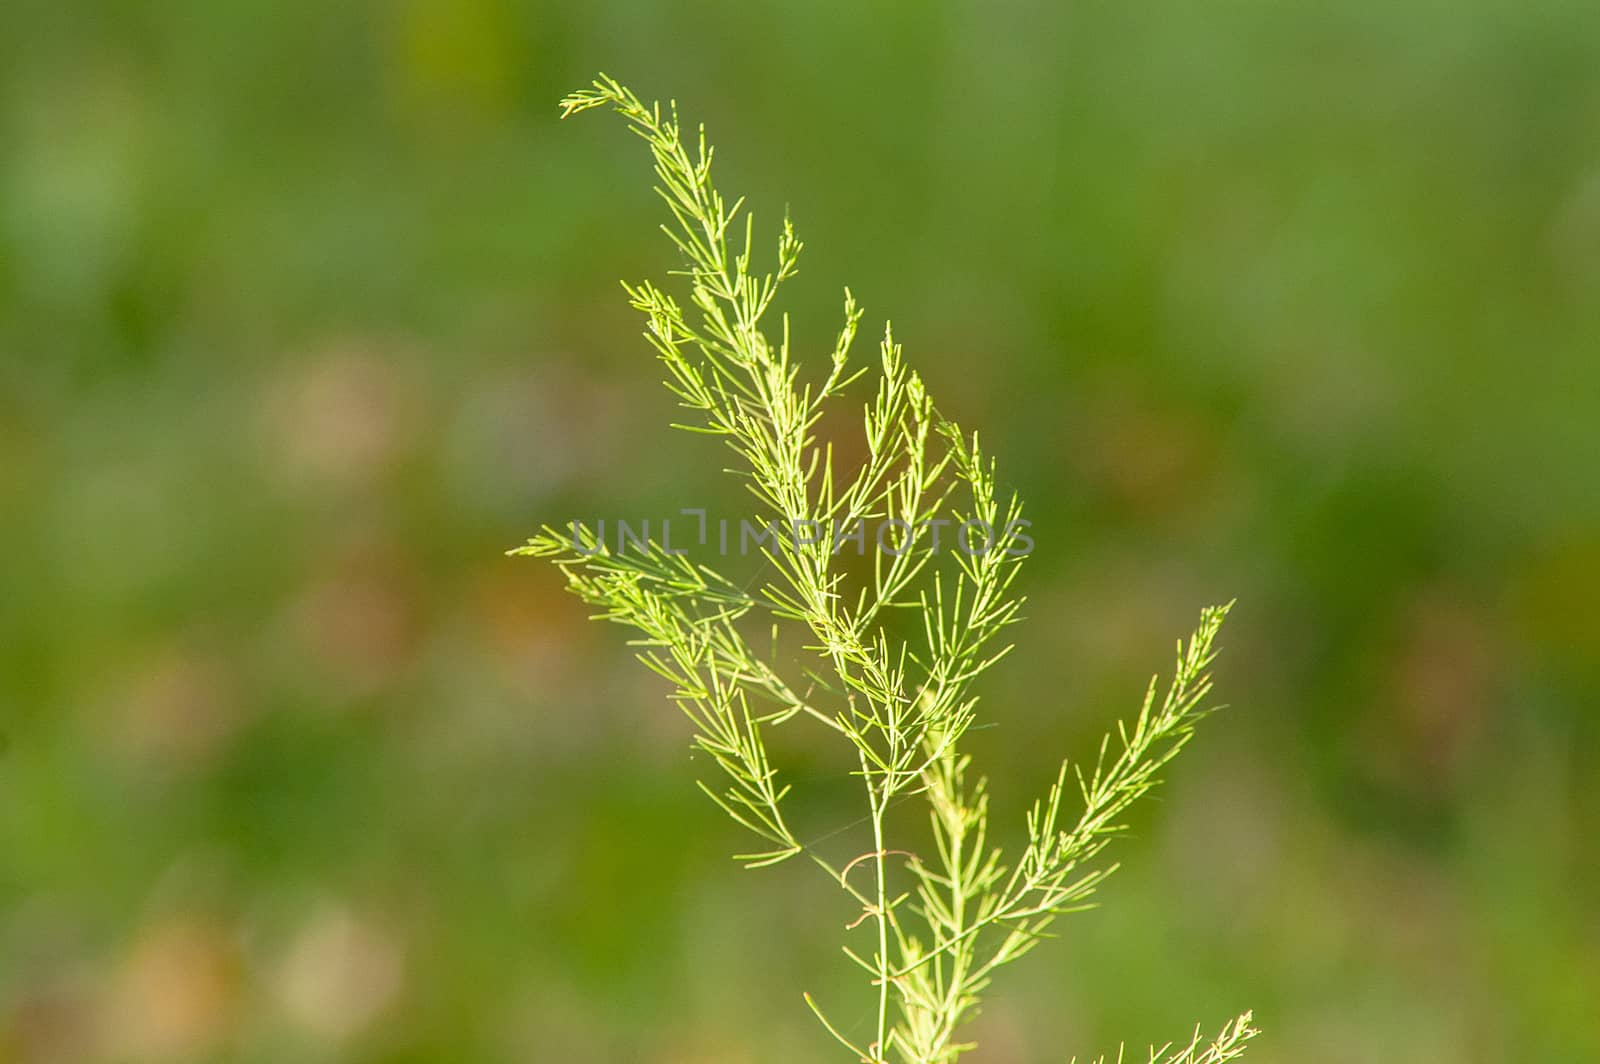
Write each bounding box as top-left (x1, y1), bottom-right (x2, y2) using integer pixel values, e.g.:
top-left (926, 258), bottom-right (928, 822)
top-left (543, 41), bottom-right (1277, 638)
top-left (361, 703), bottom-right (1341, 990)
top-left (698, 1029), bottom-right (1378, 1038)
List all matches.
top-left (514, 74), bottom-right (1257, 1063)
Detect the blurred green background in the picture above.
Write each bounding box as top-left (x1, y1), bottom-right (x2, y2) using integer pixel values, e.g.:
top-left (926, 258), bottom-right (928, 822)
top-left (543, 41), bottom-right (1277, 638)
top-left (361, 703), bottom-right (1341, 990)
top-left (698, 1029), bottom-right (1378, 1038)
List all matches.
top-left (2, 1), bottom-right (1597, 1061)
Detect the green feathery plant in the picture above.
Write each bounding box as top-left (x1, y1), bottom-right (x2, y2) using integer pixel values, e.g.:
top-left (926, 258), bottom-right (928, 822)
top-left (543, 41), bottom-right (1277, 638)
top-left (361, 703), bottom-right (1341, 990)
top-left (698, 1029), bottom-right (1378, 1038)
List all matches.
top-left (514, 74), bottom-right (1256, 1063)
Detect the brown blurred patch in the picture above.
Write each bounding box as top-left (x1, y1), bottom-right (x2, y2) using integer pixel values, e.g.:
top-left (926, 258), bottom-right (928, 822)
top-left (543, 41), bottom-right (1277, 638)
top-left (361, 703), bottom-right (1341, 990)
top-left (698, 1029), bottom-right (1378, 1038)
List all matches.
top-left (261, 341), bottom-right (420, 494)
top-left (1394, 589), bottom-right (1497, 774)
top-left (470, 557), bottom-right (591, 691)
top-left (92, 644), bottom-right (246, 774)
top-left (2, 982), bottom-right (99, 1064)
top-left (108, 916), bottom-right (240, 1061)
top-left (1070, 376), bottom-right (1223, 518)
top-left (284, 538), bottom-right (423, 698)
top-left (1362, 585), bottom-right (1499, 800)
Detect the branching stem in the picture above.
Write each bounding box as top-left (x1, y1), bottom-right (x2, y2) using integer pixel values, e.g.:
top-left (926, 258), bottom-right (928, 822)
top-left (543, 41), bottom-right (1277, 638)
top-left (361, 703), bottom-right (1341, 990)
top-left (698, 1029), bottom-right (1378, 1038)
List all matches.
top-left (521, 73), bottom-right (1258, 1064)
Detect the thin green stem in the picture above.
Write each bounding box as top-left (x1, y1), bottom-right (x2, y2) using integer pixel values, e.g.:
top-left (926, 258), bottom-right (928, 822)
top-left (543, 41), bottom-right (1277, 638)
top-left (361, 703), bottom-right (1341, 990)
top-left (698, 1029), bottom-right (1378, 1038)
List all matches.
top-left (868, 759), bottom-right (892, 1061)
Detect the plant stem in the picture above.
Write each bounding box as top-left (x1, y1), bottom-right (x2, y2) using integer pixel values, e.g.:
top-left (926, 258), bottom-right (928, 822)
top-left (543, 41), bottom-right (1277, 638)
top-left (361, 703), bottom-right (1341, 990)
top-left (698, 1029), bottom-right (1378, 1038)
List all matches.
top-left (868, 764), bottom-right (891, 1061)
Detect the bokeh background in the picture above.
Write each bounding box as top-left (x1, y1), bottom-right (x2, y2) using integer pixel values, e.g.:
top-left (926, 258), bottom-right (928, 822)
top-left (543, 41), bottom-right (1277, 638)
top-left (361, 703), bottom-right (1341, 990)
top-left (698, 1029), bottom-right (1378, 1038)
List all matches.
top-left (3, 2), bottom-right (1598, 1061)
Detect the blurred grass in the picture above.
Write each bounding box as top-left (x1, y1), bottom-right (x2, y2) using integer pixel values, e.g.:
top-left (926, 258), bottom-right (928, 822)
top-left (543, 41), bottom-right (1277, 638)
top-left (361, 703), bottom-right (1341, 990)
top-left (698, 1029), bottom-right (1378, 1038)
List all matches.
top-left (1, 1), bottom-right (1597, 1061)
